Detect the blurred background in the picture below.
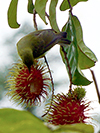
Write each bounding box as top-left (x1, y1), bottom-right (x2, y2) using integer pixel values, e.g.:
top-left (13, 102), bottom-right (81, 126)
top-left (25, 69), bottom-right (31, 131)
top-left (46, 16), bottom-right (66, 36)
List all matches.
top-left (0, 0), bottom-right (100, 133)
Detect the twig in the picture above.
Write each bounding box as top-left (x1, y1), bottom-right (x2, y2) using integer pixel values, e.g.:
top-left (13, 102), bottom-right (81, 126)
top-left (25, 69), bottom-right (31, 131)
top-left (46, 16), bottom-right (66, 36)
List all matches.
top-left (61, 46), bottom-right (72, 93)
top-left (42, 56), bottom-right (54, 117)
top-left (33, 9), bottom-right (38, 30)
top-left (90, 69), bottom-right (100, 103)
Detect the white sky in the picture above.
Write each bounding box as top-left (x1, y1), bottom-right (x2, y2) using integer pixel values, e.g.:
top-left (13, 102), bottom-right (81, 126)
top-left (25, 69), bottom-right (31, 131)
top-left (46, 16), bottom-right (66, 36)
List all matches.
top-left (0, 0), bottom-right (100, 124)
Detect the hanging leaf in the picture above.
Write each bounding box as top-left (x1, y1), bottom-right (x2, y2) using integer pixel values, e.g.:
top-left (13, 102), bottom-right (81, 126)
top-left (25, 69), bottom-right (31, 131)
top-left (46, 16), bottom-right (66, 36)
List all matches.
top-left (60, 37), bottom-right (78, 79)
top-left (60, 0), bottom-right (88, 11)
top-left (72, 67), bottom-right (92, 85)
top-left (7, 0), bottom-right (20, 28)
top-left (71, 15), bottom-right (97, 69)
top-left (60, 12), bottom-right (92, 86)
top-left (27, 0), bottom-right (34, 14)
top-left (49, 0), bottom-right (60, 32)
top-left (60, 13), bottom-right (78, 79)
top-left (35, 0), bottom-right (48, 24)
top-left (78, 48), bottom-right (96, 69)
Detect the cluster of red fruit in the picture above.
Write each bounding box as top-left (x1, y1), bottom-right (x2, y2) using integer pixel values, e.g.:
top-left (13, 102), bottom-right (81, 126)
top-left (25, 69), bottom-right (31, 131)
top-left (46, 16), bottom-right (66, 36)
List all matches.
top-left (6, 60), bottom-right (90, 125)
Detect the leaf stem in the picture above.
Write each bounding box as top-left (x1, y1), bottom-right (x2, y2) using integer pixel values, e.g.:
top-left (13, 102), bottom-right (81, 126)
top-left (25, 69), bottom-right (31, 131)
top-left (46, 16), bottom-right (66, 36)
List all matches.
top-left (67, 0), bottom-right (73, 15)
top-left (90, 69), bottom-right (100, 103)
top-left (45, 12), bottom-right (50, 21)
top-left (42, 56), bottom-right (54, 117)
top-left (61, 46), bottom-right (72, 93)
top-left (33, 9), bottom-right (38, 30)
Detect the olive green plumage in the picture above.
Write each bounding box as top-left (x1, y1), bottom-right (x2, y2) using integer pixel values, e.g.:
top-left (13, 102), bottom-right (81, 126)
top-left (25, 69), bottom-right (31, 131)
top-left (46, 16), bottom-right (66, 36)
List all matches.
top-left (17, 29), bottom-right (71, 70)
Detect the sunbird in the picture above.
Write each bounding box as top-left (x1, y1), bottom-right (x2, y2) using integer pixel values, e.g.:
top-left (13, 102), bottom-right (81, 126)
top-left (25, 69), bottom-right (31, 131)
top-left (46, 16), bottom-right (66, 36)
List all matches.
top-left (16, 29), bottom-right (71, 70)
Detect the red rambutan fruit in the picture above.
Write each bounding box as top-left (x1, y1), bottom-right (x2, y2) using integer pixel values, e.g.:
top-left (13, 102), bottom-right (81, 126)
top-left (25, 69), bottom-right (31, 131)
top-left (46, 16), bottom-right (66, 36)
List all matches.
top-left (45, 87), bottom-right (90, 125)
top-left (6, 60), bottom-right (51, 106)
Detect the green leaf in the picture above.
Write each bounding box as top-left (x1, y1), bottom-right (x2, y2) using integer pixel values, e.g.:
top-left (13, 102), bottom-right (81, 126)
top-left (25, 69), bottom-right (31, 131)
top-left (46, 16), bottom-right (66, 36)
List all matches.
top-left (27, 0), bottom-right (34, 14)
top-left (0, 109), bottom-right (94, 133)
top-left (49, 0), bottom-right (60, 32)
top-left (78, 48), bottom-right (96, 69)
top-left (60, 14), bottom-right (78, 79)
top-left (60, 0), bottom-right (88, 11)
top-left (7, 0), bottom-right (20, 28)
top-left (54, 123), bottom-right (94, 133)
top-left (60, 13), bottom-right (92, 86)
top-left (35, 0), bottom-right (48, 24)
top-left (71, 15), bottom-right (97, 69)
top-left (0, 108), bottom-right (50, 133)
top-left (60, 42), bottom-right (78, 79)
top-left (72, 67), bottom-right (92, 85)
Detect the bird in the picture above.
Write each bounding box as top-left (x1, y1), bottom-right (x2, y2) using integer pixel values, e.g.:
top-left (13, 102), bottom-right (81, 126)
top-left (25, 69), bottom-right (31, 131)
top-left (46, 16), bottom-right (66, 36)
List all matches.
top-left (16, 29), bottom-right (71, 71)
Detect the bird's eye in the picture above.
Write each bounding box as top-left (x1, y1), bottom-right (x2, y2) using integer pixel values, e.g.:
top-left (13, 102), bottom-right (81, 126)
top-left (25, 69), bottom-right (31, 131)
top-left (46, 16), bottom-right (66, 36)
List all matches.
top-left (62, 32), bottom-right (67, 38)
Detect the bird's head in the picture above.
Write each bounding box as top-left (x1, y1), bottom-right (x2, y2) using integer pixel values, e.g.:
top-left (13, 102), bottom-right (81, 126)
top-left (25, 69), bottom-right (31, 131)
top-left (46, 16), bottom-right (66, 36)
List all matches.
top-left (19, 48), bottom-right (34, 71)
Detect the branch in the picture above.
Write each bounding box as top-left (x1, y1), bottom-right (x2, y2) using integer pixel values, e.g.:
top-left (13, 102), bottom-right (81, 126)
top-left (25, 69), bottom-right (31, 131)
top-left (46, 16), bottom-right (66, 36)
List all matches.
top-left (42, 56), bottom-right (54, 117)
top-left (90, 69), bottom-right (100, 103)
